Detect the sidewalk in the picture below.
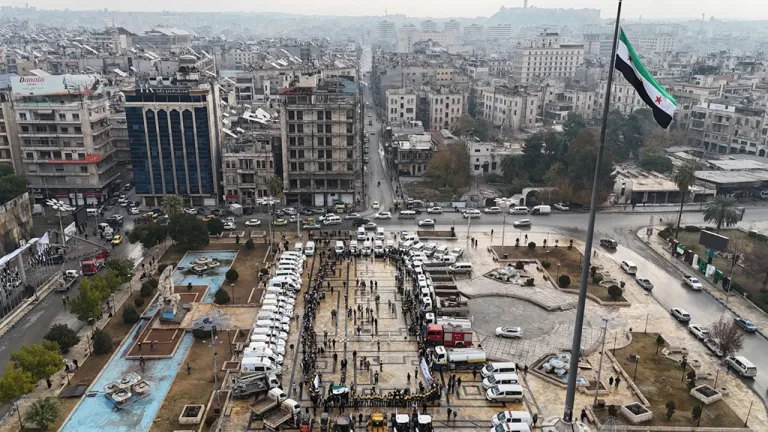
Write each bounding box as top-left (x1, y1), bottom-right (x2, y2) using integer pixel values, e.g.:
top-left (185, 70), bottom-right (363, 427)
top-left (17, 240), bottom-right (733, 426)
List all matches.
top-left (639, 226), bottom-right (768, 340)
top-left (0, 241), bottom-right (170, 431)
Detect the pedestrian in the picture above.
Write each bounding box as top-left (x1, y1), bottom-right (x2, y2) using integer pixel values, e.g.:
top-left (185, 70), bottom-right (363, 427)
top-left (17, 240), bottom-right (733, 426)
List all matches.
top-left (532, 413), bottom-right (538, 426)
top-left (472, 369), bottom-right (477, 380)
top-left (186, 363), bottom-right (192, 375)
top-left (524, 364), bottom-right (528, 375)
top-left (150, 341), bottom-right (154, 351)
top-left (580, 408), bottom-right (587, 423)
top-left (407, 372), bottom-right (411, 384)
top-left (452, 411), bottom-right (457, 422)
top-left (46, 378), bottom-right (52, 389)
top-left (73, 359), bottom-right (79, 369)
top-left (456, 377), bottom-right (461, 388)
top-left (377, 340), bottom-right (381, 352)
top-left (491, 229), bottom-right (494, 236)
top-left (609, 376), bottom-right (614, 386)
top-left (138, 341), bottom-right (142, 351)
top-left (615, 376), bottom-right (621, 388)
top-left (447, 407), bottom-right (452, 421)
top-left (380, 360), bottom-right (383, 371)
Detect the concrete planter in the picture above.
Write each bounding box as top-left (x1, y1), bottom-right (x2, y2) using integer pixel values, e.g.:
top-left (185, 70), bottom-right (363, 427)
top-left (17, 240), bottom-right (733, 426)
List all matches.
top-left (620, 403), bottom-right (652, 424)
top-left (178, 404), bottom-right (205, 425)
top-left (690, 385), bottom-right (723, 405)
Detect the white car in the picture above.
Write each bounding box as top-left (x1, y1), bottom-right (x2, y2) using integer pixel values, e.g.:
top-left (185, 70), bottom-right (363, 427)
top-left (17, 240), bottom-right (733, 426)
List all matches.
top-left (495, 327), bottom-right (523, 338)
top-left (554, 202), bottom-right (570, 211)
top-left (118, 198), bottom-right (130, 207)
top-left (345, 213), bottom-right (361, 220)
top-left (448, 247), bottom-right (464, 258)
top-left (372, 201), bottom-right (380, 209)
top-left (129, 207), bottom-right (140, 215)
top-left (483, 207), bottom-right (501, 214)
top-left (688, 324), bottom-right (710, 340)
top-left (418, 219), bottom-right (436, 227)
top-left (223, 221), bottom-right (236, 230)
top-left (463, 209), bottom-right (481, 218)
top-left (671, 307), bottom-right (691, 322)
top-left (183, 208), bottom-right (197, 215)
top-left (288, 215), bottom-right (297, 223)
top-left (513, 219), bottom-right (532, 228)
top-left (374, 212), bottom-right (392, 220)
top-left (427, 207), bottom-right (443, 214)
top-left (225, 217), bottom-right (235, 224)
top-left (245, 219), bottom-right (262, 226)
top-left (682, 275), bottom-right (703, 290)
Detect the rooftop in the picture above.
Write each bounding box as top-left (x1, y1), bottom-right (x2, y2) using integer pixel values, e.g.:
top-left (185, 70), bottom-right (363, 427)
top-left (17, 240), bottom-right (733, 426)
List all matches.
top-left (706, 159), bottom-right (768, 171)
top-left (695, 170), bottom-right (768, 185)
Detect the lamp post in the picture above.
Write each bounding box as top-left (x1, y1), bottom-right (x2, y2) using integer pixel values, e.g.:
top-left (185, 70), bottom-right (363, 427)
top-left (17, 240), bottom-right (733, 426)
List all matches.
top-left (592, 317), bottom-right (610, 407)
top-left (46, 199), bottom-right (75, 245)
top-left (633, 355), bottom-right (641, 381)
top-left (501, 214), bottom-right (507, 250)
top-left (191, 309), bottom-right (231, 409)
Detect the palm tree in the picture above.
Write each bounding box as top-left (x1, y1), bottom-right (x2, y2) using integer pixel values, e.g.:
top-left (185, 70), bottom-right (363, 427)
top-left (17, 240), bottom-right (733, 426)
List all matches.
top-left (704, 195), bottom-right (740, 230)
top-left (673, 163), bottom-right (697, 238)
top-left (267, 175), bottom-right (284, 199)
top-left (162, 194), bottom-right (184, 218)
top-left (25, 397), bottom-right (59, 430)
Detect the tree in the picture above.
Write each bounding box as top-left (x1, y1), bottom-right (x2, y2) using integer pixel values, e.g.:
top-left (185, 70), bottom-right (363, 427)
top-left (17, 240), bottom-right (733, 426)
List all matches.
top-left (123, 305), bottom-right (140, 324)
top-left (214, 288), bottom-right (231, 305)
top-left (522, 133), bottom-right (546, 182)
top-left (743, 243), bottom-right (768, 292)
top-left (69, 278), bottom-right (109, 323)
top-left (562, 129), bottom-right (616, 205)
top-left (246, 239), bottom-right (255, 250)
top-left (558, 274), bottom-right (571, 288)
top-left (0, 165), bottom-right (30, 204)
top-left (607, 285), bottom-right (623, 300)
top-left (709, 317), bottom-right (744, 359)
top-left (673, 163), bottom-right (698, 238)
top-left (25, 397), bottom-right (59, 430)
top-left (207, 217), bottom-right (225, 236)
top-left (0, 364), bottom-right (35, 404)
top-left (128, 223), bottom-right (168, 249)
top-left (562, 113), bottom-right (586, 145)
top-left (105, 258), bottom-right (134, 282)
top-left (640, 154), bottom-right (674, 173)
top-left (455, 114), bottom-right (478, 136)
top-left (140, 279), bottom-right (156, 297)
top-left (267, 175), bottom-right (284, 199)
top-left (226, 269), bottom-right (239, 282)
top-left (10, 343), bottom-right (63, 381)
top-left (500, 155), bottom-right (526, 183)
top-left (641, 129), bottom-right (686, 157)
top-left (43, 324), bottom-right (80, 354)
top-left (703, 195), bottom-right (740, 230)
top-left (426, 142), bottom-right (471, 190)
top-left (665, 401), bottom-right (676, 419)
top-left (162, 194), bottom-right (184, 218)
top-left (168, 214), bottom-right (209, 249)
top-left (92, 329), bottom-right (113, 355)
top-left (656, 334), bottom-right (665, 354)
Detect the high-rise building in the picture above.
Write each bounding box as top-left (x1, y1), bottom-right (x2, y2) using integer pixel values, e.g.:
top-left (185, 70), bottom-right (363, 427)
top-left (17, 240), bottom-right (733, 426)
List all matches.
top-left (378, 20), bottom-right (396, 41)
top-left (0, 76), bottom-right (18, 172)
top-left (444, 20), bottom-right (461, 38)
top-left (487, 24), bottom-right (513, 40)
top-left (123, 78), bottom-right (221, 207)
top-left (397, 28), bottom-right (457, 53)
top-left (421, 20), bottom-right (438, 32)
top-left (463, 24), bottom-right (485, 42)
top-left (279, 74), bottom-right (362, 207)
top-left (511, 32), bottom-right (584, 85)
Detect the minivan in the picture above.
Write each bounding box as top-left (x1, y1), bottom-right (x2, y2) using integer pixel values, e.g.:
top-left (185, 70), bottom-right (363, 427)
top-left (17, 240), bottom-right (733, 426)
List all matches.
top-left (399, 210), bottom-right (416, 219)
top-left (362, 241), bottom-right (373, 256)
top-left (250, 327), bottom-right (288, 340)
top-left (437, 255), bottom-right (457, 264)
top-left (254, 320), bottom-right (290, 333)
top-left (531, 205), bottom-right (551, 215)
top-left (349, 240), bottom-right (359, 255)
top-left (510, 206), bottom-right (529, 215)
top-left (486, 384), bottom-right (525, 403)
top-left (726, 356), bottom-right (757, 377)
top-left (492, 411), bottom-right (533, 427)
top-left (304, 241), bottom-right (315, 256)
top-left (250, 334), bottom-right (287, 346)
top-left (483, 373), bottom-right (520, 389)
top-left (280, 252), bottom-right (306, 262)
top-left (357, 227), bottom-right (367, 240)
top-left (243, 347), bottom-right (284, 365)
top-left (87, 208), bottom-right (99, 217)
top-left (620, 260), bottom-right (638, 275)
top-left (449, 263), bottom-right (473, 274)
top-left (263, 294), bottom-right (295, 306)
top-left (249, 341), bottom-right (286, 355)
top-left (335, 241), bottom-right (345, 254)
top-left (482, 362), bottom-right (517, 378)
top-left (294, 242), bottom-right (304, 254)
top-left (423, 243), bottom-right (438, 256)
top-left (240, 357), bottom-right (281, 375)
top-left (375, 227), bottom-right (385, 240)
top-left (324, 215), bottom-right (342, 225)
top-left (374, 240), bottom-right (385, 257)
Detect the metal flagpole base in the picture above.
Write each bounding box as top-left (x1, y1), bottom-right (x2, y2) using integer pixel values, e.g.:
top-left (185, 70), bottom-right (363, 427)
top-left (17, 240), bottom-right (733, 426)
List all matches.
top-left (541, 417), bottom-right (592, 432)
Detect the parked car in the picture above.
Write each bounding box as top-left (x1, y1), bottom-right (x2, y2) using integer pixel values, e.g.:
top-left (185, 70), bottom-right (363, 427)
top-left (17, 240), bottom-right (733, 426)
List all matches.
top-left (183, 208), bottom-right (197, 215)
top-left (374, 212), bottom-right (392, 220)
top-left (418, 219), bottom-right (436, 227)
top-left (300, 208), bottom-right (313, 216)
top-left (688, 324), bottom-right (710, 340)
top-left (345, 213), bottom-right (361, 220)
top-left (703, 338), bottom-right (724, 357)
top-left (463, 209), bottom-right (481, 218)
top-left (513, 219), bottom-right (531, 228)
top-left (273, 218), bottom-right (288, 226)
top-left (670, 307), bottom-right (691, 322)
top-left (495, 327), bottom-right (523, 339)
top-left (111, 234), bottom-right (123, 245)
top-left (223, 221), bottom-right (236, 230)
top-left (553, 202), bottom-right (570, 211)
top-left (352, 218), bottom-right (372, 227)
top-left (483, 207), bottom-right (501, 214)
top-left (129, 207), bottom-right (140, 215)
top-left (635, 278), bottom-right (654, 291)
top-left (303, 223), bottom-right (321, 230)
top-left (245, 219), bottom-right (262, 226)
top-left (599, 238), bottom-right (618, 249)
top-left (427, 207), bottom-right (443, 214)
top-left (372, 201), bottom-right (380, 209)
top-left (735, 317), bottom-right (757, 333)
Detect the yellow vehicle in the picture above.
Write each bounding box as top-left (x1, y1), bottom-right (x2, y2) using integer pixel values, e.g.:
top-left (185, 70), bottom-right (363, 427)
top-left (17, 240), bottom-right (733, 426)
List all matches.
top-left (111, 234), bottom-right (123, 245)
top-left (203, 215), bottom-right (216, 222)
top-left (303, 217), bottom-right (315, 225)
top-left (368, 410), bottom-right (386, 432)
top-left (335, 203), bottom-right (346, 214)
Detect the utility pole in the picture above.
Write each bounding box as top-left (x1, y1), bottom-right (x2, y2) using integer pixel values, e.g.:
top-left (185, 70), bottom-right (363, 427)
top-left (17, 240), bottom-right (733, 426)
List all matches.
top-left (593, 318), bottom-right (609, 407)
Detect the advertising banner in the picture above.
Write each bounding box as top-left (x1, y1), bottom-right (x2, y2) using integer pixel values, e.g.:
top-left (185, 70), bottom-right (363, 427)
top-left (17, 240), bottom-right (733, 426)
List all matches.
top-left (12, 74), bottom-right (105, 97)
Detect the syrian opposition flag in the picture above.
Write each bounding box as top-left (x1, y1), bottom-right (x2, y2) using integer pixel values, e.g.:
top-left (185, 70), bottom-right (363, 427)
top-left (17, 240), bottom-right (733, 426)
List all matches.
top-left (615, 28), bottom-right (677, 129)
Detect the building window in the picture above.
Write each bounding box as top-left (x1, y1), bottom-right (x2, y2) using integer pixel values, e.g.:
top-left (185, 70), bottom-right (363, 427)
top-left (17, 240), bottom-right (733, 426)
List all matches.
top-left (72, 114), bottom-right (79, 121)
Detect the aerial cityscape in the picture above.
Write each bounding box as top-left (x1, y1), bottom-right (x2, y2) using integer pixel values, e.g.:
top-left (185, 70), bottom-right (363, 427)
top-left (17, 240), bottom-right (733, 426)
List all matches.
top-left (2, 1), bottom-right (768, 431)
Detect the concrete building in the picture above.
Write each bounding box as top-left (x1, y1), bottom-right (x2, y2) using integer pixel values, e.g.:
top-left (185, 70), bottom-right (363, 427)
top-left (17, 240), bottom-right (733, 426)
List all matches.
top-left (0, 75), bottom-right (19, 172)
top-left (582, 33), bottom-right (613, 58)
top-left (397, 29), bottom-right (457, 53)
top-left (221, 124), bottom-right (280, 206)
top-left (386, 88), bottom-right (417, 123)
top-left (487, 24), bottom-right (513, 40)
top-left (463, 24), bottom-right (485, 42)
top-left (687, 101), bottom-right (768, 157)
top-left (477, 84), bottom-right (540, 130)
top-left (444, 20), bottom-right (461, 38)
top-left (123, 74), bottom-right (222, 207)
top-left (393, 132), bottom-right (433, 176)
top-left (596, 76), bottom-right (648, 116)
top-left (633, 34), bottom-right (676, 53)
top-left (425, 87), bottom-right (466, 131)
top-left (544, 87), bottom-right (597, 122)
top-left (511, 32), bottom-right (584, 85)
top-left (279, 74), bottom-right (362, 207)
top-left (378, 20), bottom-right (397, 42)
top-left (421, 20), bottom-right (438, 32)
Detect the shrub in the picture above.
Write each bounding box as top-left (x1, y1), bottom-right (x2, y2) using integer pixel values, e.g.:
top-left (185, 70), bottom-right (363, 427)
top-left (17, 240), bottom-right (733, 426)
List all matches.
top-left (122, 305), bottom-right (140, 324)
top-left (659, 229), bottom-right (672, 240)
top-left (542, 261), bottom-right (551, 269)
top-left (43, 324), bottom-right (80, 354)
top-left (665, 401), bottom-right (676, 419)
top-left (140, 281), bottom-right (156, 297)
top-left (259, 268), bottom-right (270, 276)
top-left (515, 261), bottom-right (524, 270)
top-left (147, 278), bottom-right (159, 289)
top-left (527, 242), bottom-right (536, 249)
top-left (214, 288), bottom-right (231, 305)
top-left (225, 269), bottom-right (239, 282)
top-left (748, 230), bottom-right (757, 238)
top-left (192, 326), bottom-right (217, 339)
top-left (525, 278), bottom-right (535, 286)
top-left (692, 405), bottom-right (702, 422)
top-left (134, 296), bottom-right (145, 308)
top-left (608, 405), bottom-right (618, 417)
top-left (608, 285), bottom-right (623, 300)
top-left (558, 274), bottom-right (571, 288)
top-left (592, 274), bottom-right (604, 284)
top-left (92, 329), bottom-right (113, 355)
top-left (246, 239), bottom-right (255, 249)
top-left (684, 225), bottom-right (701, 232)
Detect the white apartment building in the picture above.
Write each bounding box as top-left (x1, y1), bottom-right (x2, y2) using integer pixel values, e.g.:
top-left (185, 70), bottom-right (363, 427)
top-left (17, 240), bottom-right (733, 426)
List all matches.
top-left (463, 24), bottom-right (485, 42)
top-left (477, 85), bottom-right (540, 130)
top-left (379, 20), bottom-right (397, 41)
top-left (511, 32), bottom-right (584, 85)
top-left (397, 29), bottom-right (457, 53)
top-left (386, 89), bottom-right (417, 123)
top-left (486, 24), bottom-right (513, 40)
top-left (687, 101), bottom-right (768, 157)
top-left (544, 88), bottom-right (598, 122)
top-left (633, 34), bottom-right (675, 53)
top-left (444, 20), bottom-right (461, 37)
top-left (422, 20), bottom-right (438, 32)
top-left (596, 76), bottom-right (648, 116)
top-left (425, 88), bottom-right (466, 131)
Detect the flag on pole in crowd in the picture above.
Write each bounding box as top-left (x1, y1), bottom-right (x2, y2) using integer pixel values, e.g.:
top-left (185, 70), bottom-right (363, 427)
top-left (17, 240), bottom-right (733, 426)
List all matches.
top-left (614, 28), bottom-right (677, 129)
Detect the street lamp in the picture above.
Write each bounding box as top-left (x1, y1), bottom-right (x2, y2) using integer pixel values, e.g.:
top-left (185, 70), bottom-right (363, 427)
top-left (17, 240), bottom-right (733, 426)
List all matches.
top-left (191, 308), bottom-right (230, 410)
top-left (46, 199), bottom-right (75, 244)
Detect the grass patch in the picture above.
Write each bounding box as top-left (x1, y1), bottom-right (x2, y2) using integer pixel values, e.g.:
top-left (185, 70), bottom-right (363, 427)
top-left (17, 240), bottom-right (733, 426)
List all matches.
top-left (403, 180), bottom-right (468, 202)
top-left (614, 333), bottom-right (743, 427)
top-left (492, 245), bottom-right (626, 302)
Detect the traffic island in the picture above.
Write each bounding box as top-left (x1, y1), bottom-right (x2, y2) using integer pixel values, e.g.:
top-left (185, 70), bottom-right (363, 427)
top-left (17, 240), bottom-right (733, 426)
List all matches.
top-left (416, 230), bottom-right (458, 240)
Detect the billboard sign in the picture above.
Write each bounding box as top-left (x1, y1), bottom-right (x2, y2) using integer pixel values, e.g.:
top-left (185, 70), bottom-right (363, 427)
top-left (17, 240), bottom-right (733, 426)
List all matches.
top-left (699, 230), bottom-right (729, 252)
top-left (11, 74), bottom-right (105, 97)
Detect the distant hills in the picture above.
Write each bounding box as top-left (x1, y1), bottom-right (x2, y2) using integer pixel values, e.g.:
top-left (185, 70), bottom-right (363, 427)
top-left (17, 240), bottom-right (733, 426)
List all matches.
top-left (488, 7), bottom-right (601, 25)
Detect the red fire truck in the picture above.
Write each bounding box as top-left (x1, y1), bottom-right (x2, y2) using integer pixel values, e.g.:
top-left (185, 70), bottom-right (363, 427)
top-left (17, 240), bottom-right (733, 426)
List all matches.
top-left (425, 323), bottom-right (473, 347)
top-left (81, 250), bottom-right (110, 275)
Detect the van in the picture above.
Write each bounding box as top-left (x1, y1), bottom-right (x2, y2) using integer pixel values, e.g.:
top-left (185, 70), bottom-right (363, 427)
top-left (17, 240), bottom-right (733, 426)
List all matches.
top-left (531, 205), bottom-right (551, 215)
top-left (362, 241), bottom-right (373, 256)
top-left (240, 357), bottom-right (281, 375)
top-left (510, 206), bottom-right (529, 215)
top-left (488, 424), bottom-right (530, 432)
top-left (421, 297), bottom-right (433, 312)
top-left (335, 241), bottom-right (345, 254)
top-left (249, 341), bottom-right (286, 355)
top-left (385, 240), bottom-right (395, 252)
top-left (254, 320), bottom-right (290, 333)
top-left (243, 347), bottom-right (283, 365)
top-left (280, 252), bottom-right (306, 262)
top-left (263, 294), bottom-right (295, 306)
top-left (433, 245), bottom-right (449, 258)
top-left (304, 241), bottom-right (315, 256)
top-left (256, 311), bottom-right (291, 323)
top-left (373, 240), bottom-right (385, 256)
top-left (349, 240), bottom-right (359, 255)
top-left (262, 298), bottom-right (291, 309)
top-left (250, 334), bottom-right (287, 346)
top-left (449, 262), bottom-right (473, 274)
top-left (32, 204), bottom-right (44, 216)
top-left (482, 362), bottom-right (518, 378)
top-left (486, 384), bottom-right (525, 403)
top-left (492, 411), bottom-right (533, 428)
top-left (375, 227), bottom-right (385, 240)
top-left (357, 227), bottom-right (367, 240)
top-left (620, 260), bottom-right (638, 275)
top-left (87, 208), bottom-right (99, 217)
top-left (324, 215), bottom-right (342, 225)
top-left (276, 263), bottom-right (302, 274)
top-left (482, 373), bottom-right (520, 389)
top-left (410, 241), bottom-right (425, 253)
top-left (278, 256), bottom-right (303, 267)
top-left (293, 242), bottom-right (304, 254)
top-left (399, 210), bottom-right (416, 219)
top-left (726, 356), bottom-right (757, 377)
top-left (438, 255), bottom-right (457, 264)
top-left (250, 327), bottom-right (288, 340)
top-left (274, 269), bottom-right (301, 279)
top-left (423, 243), bottom-right (438, 256)
top-left (259, 305), bottom-right (293, 316)
top-left (267, 280), bottom-right (300, 293)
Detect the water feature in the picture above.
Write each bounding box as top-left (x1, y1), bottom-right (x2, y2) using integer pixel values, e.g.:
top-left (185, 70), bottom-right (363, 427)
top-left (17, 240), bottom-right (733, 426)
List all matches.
top-left (61, 250), bottom-right (237, 432)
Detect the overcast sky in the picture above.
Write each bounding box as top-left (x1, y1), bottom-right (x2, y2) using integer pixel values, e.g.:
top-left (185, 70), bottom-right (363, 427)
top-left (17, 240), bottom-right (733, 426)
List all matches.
top-left (1, 0), bottom-right (765, 21)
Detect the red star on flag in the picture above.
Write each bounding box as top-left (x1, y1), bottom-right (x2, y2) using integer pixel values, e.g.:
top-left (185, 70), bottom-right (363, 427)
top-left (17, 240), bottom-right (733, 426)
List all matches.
top-left (627, 55), bottom-right (632, 62)
top-left (655, 96), bottom-right (662, 105)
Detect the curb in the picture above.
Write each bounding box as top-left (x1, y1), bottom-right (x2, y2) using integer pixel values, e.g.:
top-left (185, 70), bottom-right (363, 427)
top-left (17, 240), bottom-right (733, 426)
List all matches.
top-left (0, 273), bottom-right (61, 339)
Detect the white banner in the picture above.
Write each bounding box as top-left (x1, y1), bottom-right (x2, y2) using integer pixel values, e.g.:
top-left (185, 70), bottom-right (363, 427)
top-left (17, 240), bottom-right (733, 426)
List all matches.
top-left (64, 222), bottom-right (77, 243)
top-left (420, 357), bottom-right (434, 386)
top-left (12, 74), bottom-right (105, 97)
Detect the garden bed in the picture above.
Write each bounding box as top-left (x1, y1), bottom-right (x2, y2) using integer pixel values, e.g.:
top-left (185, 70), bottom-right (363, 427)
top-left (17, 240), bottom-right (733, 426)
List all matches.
top-left (416, 230), bottom-right (457, 238)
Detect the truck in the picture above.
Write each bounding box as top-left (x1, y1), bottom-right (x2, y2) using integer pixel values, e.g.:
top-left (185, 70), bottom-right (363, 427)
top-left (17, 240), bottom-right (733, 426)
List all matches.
top-left (55, 276), bottom-right (77, 293)
top-left (252, 388), bottom-right (288, 417)
top-left (430, 345), bottom-right (486, 371)
top-left (231, 373), bottom-right (280, 399)
top-left (415, 414), bottom-right (433, 432)
top-left (263, 398), bottom-right (301, 430)
top-left (425, 323), bottom-right (473, 347)
top-left (81, 251), bottom-right (109, 276)
top-left (682, 274), bottom-right (703, 291)
top-left (429, 274), bottom-right (456, 286)
top-left (434, 295), bottom-right (470, 317)
top-left (369, 410), bottom-right (386, 432)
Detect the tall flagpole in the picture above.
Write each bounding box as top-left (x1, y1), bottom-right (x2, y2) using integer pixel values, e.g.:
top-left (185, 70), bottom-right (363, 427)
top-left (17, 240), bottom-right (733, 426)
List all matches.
top-left (561, 0), bottom-right (624, 425)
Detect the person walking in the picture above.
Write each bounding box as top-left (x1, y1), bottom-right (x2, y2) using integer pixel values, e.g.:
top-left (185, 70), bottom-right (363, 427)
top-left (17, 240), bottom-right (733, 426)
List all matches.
top-left (446, 407), bottom-right (452, 421)
top-left (615, 376), bottom-right (621, 389)
top-left (609, 376), bottom-right (614, 386)
top-left (580, 409), bottom-right (587, 423)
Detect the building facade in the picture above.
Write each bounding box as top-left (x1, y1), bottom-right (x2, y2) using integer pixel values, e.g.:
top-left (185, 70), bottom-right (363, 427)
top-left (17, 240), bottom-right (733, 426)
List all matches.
top-left (425, 87), bottom-right (466, 131)
top-left (687, 101), bottom-right (768, 156)
top-left (386, 88), bottom-right (417, 123)
top-left (378, 20), bottom-right (396, 42)
top-left (511, 32), bottom-right (584, 85)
